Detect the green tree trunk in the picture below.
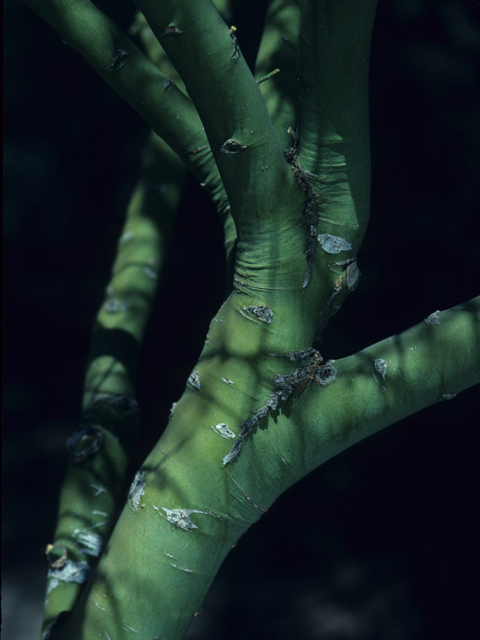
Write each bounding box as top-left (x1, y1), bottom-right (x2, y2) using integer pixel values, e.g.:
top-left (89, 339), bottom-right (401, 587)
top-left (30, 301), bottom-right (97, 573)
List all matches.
top-left (19, 1), bottom-right (480, 638)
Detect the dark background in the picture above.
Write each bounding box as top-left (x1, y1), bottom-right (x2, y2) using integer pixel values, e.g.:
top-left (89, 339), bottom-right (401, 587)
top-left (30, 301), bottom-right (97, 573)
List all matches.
top-left (3, 1), bottom-right (480, 638)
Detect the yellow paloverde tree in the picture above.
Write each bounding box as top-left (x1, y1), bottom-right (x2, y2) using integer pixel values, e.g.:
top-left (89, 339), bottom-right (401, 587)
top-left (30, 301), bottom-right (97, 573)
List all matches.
top-left (21, 0), bottom-right (479, 638)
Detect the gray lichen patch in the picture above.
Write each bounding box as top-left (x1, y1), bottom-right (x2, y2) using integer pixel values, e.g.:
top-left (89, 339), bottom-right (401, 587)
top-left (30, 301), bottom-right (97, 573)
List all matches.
top-left (47, 560), bottom-right (91, 593)
top-left (425, 310), bottom-right (441, 326)
top-left (155, 507), bottom-right (200, 531)
top-left (243, 305), bottom-right (273, 323)
top-left (154, 507), bottom-right (223, 531)
top-left (211, 423), bottom-right (236, 439)
top-left (442, 393), bottom-right (457, 400)
top-left (128, 471), bottom-right (146, 512)
top-left (169, 402), bottom-right (176, 418)
top-left (346, 260), bottom-right (360, 291)
top-left (73, 529), bottom-right (105, 557)
top-left (318, 233), bottom-right (352, 254)
top-left (220, 139), bottom-right (247, 154)
top-left (374, 358), bottom-right (388, 380)
top-left (187, 371), bottom-right (201, 390)
top-left (221, 377), bottom-right (235, 385)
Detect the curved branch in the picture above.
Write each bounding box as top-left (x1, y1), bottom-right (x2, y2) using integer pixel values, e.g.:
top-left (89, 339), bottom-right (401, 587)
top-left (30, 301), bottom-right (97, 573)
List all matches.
top-left (21, 0), bottom-right (217, 188)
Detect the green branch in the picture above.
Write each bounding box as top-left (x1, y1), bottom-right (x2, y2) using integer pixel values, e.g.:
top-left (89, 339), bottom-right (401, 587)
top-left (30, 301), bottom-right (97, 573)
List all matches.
top-left (50, 297), bottom-right (479, 640)
top-left (41, 133), bottom-right (185, 637)
top-left (135, 0), bottom-right (294, 224)
top-left (297, 0), bottom-right (378, 242)
top-left (255, 0), bottom-right (302, 147)
top-left (22, 0), bottom-right (225, 199)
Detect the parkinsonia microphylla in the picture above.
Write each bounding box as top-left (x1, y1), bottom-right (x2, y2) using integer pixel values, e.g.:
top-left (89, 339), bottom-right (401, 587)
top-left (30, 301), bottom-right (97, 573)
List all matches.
top-left (223, 348), bottom-right (337, 466)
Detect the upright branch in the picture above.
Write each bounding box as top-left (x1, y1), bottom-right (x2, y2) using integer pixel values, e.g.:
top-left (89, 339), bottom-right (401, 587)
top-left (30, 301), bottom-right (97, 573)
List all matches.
top-left (135, 0), bottom-right (293, 223)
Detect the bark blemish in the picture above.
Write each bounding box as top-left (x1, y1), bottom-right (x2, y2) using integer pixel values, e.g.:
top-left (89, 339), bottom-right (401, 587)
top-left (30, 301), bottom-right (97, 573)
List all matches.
top-left (103, 299), bottom-right (131, 314)
top-left (45, 544), bottom-right (67, 569)
top-left (47, 560), bottom-right (91, 593)
top-left (73, 529), bottom-right (105, 557)
top-left (211, 423), bottom-right (236, 439)
top-left (221, 376), bottom-right (235, 385)
top-left (229, 26), bottom-right (240, 62)
top-left (109, 49), bottom-right (128, 72)
top-left (90, 483), bottom-right (108, 496)
top-left (315, 361), bottom-right (338, 386)
top-left (154, 507), bottom-right (199, 531)
top-left (153, 506), bottom-right (223, 531)
top-left (243, 305), bottom-right (273, 323)
top-left (425, 310), bottom-right (441, 325)
top-left (66, 424), bottom-right (103, 463)
top-left (318, 233), bottom-right (352, 254)
top-left (220, 139), bottom-right (247, 154)
top-left (224, 349), bottom-right (326, 465)
top-left (374, 358), bottom-right (387, 380)
top-left (159, 26), bottom-right (183, 38)
top-left (442, 393), bottom-right (457, 400)
top-left (169, 563), bottom-right (193, 573)
top-left (346, 260), bottom-right (360, 291)
top-left (128, 471), bottom-right (146, 512)
top-left (188, 371), bottom-right (201, 390)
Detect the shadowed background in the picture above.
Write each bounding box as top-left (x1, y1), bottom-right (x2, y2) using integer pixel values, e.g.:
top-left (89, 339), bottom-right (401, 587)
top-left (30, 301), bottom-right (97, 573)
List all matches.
top-left (3, 0), bottom-right (480, 638)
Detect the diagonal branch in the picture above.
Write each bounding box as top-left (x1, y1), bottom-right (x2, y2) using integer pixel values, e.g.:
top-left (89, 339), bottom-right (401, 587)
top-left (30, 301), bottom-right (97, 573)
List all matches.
top-left (135, 0), bottom-right (294, 223)
top-left (283, 296), bottom-right (480, 482)
top-left (21, 0), bottom-right (219, 189)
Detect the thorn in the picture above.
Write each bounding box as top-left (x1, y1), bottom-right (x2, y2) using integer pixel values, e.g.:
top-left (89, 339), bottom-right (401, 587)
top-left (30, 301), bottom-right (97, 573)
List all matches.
top-left (257, 69), bottom-right (280, 85)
